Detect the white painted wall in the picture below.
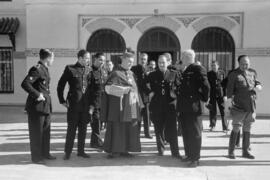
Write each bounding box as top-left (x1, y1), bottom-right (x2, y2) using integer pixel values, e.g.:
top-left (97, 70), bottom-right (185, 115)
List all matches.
top-left (249, 57), bottom-right (270, 115)
top-left (0, 0), bottom-right (27, 105)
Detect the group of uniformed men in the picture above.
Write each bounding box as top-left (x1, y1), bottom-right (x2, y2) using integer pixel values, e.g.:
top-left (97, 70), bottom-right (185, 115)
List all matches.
top-left (21, 48), bottom-right (261, 168)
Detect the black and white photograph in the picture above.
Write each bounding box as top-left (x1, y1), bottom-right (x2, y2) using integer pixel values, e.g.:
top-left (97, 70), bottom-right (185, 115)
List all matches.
top-left (0, 0), bottom-right (269, 179)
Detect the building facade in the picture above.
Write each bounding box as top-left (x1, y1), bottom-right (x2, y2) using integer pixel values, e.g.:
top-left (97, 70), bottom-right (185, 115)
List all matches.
top-left (1, 0), bottom-right (270, 114)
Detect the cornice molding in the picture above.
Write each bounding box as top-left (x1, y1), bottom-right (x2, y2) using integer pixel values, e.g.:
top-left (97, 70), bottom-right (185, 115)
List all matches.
top-left (236, 48), bottom-right (270, 56)
top-left (0, 9), bottom-right (26, 16)
top-left (25, 0), bottom-right (270, 5)
top-left (25, 48), bottom-right (78, 57)
top-left (25, 48), bottom-right (270, 57)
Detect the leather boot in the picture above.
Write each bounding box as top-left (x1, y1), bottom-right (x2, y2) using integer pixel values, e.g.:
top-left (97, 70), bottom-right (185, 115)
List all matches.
top-left (242, 131), bottom-right (255, 159)
top-left (228, 131), bottom-right (238, 159)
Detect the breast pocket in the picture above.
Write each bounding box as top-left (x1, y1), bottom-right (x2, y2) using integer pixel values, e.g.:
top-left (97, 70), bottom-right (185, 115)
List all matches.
top-left (71, 74), bottom-right (81, 88)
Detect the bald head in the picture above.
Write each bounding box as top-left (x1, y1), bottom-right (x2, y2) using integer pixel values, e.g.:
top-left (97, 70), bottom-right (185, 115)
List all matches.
top-left (181, 49), bottom-right (196, 67)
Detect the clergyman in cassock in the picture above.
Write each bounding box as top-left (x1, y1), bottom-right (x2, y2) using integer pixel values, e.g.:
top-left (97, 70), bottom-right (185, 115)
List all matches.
top-left (102, 51), bottom-right (142, 158)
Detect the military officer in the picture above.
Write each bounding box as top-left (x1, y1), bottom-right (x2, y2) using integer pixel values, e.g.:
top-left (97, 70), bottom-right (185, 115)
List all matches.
top-left (207, 61), bottom-right (228, 132)
top-left (147, 54), bottom-right (181, 158)
top-left (177, 49), bottom-right (210, 167)
top-left (131, 53), bottom-right (152, 139)
top-left (21, 49), bottom-right (56, 164)
top-left (147, 60), bottom-right (156, 73)
top-left (89, 52), bottom-right (107, 148)
top-left (57, 49), bottom-right (94, 160)
top-left (163, 52), bottom-right (177, 71)
top-left (225, 55), bottom-right (262, 159)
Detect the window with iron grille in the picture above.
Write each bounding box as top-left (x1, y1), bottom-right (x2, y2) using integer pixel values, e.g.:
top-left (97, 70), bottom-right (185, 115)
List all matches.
top-left (87, 29), bottom-right (126, 68)
top-left (0, 48), bottom-right (13, 93)
top-left (191, 27), bottom-right (235, 75)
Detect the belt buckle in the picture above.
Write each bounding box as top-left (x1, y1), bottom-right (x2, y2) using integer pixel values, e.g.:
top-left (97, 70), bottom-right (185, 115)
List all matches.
top-left (162, 89), bottom-right (165, 95)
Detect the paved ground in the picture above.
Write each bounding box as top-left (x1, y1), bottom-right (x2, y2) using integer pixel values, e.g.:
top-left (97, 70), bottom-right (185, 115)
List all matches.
top-left (0, 106), bottom-right (270, 180)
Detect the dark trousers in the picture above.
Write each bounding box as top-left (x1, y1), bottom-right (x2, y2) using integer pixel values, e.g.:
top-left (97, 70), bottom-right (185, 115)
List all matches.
top-left (138, 103), bottom-right (151, 136)
top-left (181, 113), bottom-right (203, 161)
top-left (209, 96), bottom-right (227, 130)
top-left (90, 108), bottom-right (103, 146)
top-left (27, 112), bottom-right (51, 162)
top-left (65, 110), bottom-right (88, 155)
top-left (152, 106), bottom-right (179, 155)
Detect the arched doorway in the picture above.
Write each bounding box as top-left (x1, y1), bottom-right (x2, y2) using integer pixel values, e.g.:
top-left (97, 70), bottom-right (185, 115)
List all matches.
top-left (86, 29), bottom-right (126, 66)
top-left (137, 27), bottom-right (181, 64)
top-left (191, 27), bottom-right (235, 75)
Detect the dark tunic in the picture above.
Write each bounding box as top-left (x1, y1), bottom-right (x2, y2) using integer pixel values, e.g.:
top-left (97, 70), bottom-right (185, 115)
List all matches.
top-left (102, 67), bottom-right (141, 153)
top-left (207, 70), bottom-right (226, 129)
top-left (57, 62), bottom-right (94, 155)
top-left (177, 63), bottom-right (210, 161)
top-left (21, 61), bottom-right (52, 162)
top-left (147, 69), bottom-right (180, 155)
top-left (131, 64), bottom-right (152, 137)
top-left (227, 68), bottom-right (258, 112)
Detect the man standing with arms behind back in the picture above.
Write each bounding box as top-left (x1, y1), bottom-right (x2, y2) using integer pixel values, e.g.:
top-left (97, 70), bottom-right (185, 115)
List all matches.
top-left (177, 49), bottom-right (210, 167)
top-left (57, 49), bottom-right (94, 160)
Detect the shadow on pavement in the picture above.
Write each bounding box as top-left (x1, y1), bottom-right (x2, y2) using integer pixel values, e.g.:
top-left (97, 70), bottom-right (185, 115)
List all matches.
top-left (199, 159), bottom-right (270, 166)
top-left (1, 152), bottom-right (270, 167)
top-left (0, 152), bottom-right (187, 168)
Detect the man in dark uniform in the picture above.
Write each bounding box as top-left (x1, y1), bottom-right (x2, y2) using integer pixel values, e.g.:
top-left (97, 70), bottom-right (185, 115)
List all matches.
top-left (57, 49), bottom-right (94, 160)
top-left (164, 52), bottom-right (177, 71)
top-left (21, 49), bottom-right (56, 164)
top-left (89, 52), bottom-right (107, 148)
top-left (131, 53), bottom-right (152, 139)
top-left (148, 54), bottom-right (181, 158)
top-left (148, 60), bottom-right (156, 73)
top-left (207, 61), bottom-right (228, 132)
top-left (177, 49), bottom-right (210, 167)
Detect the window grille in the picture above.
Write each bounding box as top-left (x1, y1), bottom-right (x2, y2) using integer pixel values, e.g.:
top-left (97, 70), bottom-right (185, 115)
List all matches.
top-left (0, 48), bottom-right (13, 93)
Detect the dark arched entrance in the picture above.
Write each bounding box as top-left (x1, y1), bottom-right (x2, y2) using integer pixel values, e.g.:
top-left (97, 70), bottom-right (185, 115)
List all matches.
top-left (191, 27), bottom-right (235, 74)
top-left (137, 27), bottom-right (181, 64)
top-left (87, 29), bottom-right (126, 66)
